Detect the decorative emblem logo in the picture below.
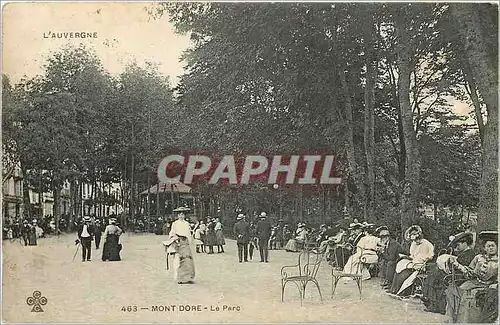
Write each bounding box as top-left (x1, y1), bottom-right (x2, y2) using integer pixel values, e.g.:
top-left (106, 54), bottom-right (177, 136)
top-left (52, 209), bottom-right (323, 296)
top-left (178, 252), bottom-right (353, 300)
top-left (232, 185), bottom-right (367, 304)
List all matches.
top-left (26, 290), bottom-right (48, 312)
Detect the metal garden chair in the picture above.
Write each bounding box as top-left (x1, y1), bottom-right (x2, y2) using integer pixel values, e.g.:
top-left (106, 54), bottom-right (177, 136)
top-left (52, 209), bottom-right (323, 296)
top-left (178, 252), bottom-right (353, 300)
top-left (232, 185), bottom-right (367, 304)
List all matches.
top-left (280, 245), bottom-right (325, 305)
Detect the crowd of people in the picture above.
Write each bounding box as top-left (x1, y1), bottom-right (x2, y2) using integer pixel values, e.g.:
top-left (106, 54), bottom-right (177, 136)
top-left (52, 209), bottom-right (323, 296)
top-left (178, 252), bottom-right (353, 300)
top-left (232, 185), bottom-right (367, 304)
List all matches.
top-left (6, 207), bottom-right (497, 323)
top-left (303, 221), bottom-right (498, 324)
top-left (74, 215), bottom-right (124, 262)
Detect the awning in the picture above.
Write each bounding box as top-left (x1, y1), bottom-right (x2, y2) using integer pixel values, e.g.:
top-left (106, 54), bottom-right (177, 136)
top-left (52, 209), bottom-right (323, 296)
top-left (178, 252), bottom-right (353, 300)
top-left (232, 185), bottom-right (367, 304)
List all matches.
top-left (140, 182), bottom-right (192, 195)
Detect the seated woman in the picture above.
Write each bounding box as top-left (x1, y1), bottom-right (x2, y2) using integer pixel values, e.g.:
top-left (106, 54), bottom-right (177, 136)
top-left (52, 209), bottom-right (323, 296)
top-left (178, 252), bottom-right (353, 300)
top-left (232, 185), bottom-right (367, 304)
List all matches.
top-left (421, 232), bottom-right (475, 314)
top-left (387, 225), bottom-right (434, 297)
top-left (284, 223), bottom-right (307, 252)
top-left (446, 230), bottom-right (498, 323)
top-left (343, 223), bottom-right (380, 281)
top-left (101, 218), bottom-right (123, 261)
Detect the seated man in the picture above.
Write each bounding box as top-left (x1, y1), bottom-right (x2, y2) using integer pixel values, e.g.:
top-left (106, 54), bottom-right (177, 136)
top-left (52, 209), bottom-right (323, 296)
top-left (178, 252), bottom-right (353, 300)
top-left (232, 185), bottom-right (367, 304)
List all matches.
top-left (316, 224), bottom-right (330, 247)
top-left (421, 232), bottom-right (475, 314)
top-left (321, 224), bottom-right (350, 266)
top-left (343, 223), bottom-right (380, 281)
top-left (377, 226), bottom-right (407, 289)
top-left (387, 225), bottom-right (434, 297)
top-left (446, 230), bottom-right (498, 323)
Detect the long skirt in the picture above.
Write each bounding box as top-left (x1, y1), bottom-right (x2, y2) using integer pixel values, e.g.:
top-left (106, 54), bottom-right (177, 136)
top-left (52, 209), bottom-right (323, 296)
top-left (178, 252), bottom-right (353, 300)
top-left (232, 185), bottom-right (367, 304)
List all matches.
top-left (450, 280), bottom-right (490, 323)
top-left (342, 252), bottom-right (373, 280)
top-left (215, 229), bottom-right (225, 245)
top-left (284, 239), bottom-right (299, 252)
top-left (422, 264), bottom-right (447, 314)
top-left (102, 235), bottom-right (121, 261)
top-left (205, 231), bottom-right (217, 246)
top-left (389, 268), bottom-right (413, 295)
top-left (28, 231), bottom-right (37, 246)
top-left (173, 237), bottom-right (195, 283)
top-left (330, 246), bottom-right (351, 268)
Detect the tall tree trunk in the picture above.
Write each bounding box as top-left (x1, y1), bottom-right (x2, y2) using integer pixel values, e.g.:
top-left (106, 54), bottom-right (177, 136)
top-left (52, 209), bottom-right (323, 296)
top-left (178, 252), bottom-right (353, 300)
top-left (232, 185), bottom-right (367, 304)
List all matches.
top-left (38, 170), bottom-right (43, 217)
top-left (52, 181), bottom-right (62, 231)
top-left (130, 124), bottom-right (136, 230)
top-left (20, 163), bottom-right (31, 220)
top-left (395, 13), bottom-right (422, 232)
top-left (388, 63), bottom-right (407, 184)
top-left (69, 177), bottom-right (76, 232)
top-left (339, 69), bottom-right (366, 219)
top-left (451, 3), bottom-right (498, 231)
top-left (462, 65), bottom-right (485, 143)
top-left (363, 17), bottom-right (377, 223)
top-left (156, 182), bottom-right (160, 216)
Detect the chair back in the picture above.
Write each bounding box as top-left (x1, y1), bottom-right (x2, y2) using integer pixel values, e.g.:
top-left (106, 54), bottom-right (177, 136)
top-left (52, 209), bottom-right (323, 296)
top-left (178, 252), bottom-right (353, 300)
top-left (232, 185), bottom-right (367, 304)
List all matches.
top-left (330, 242), bottom-right (353, 270)
top-left (298, 249), bottom-right (324, 278)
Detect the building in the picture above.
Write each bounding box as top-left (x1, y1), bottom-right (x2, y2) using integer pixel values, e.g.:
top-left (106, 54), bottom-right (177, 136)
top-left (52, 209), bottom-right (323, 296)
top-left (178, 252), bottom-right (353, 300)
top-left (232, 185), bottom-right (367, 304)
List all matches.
top-left (2, 166), bottom-right (124, 222)
top-left (2, 164), bottom-right (24, 223)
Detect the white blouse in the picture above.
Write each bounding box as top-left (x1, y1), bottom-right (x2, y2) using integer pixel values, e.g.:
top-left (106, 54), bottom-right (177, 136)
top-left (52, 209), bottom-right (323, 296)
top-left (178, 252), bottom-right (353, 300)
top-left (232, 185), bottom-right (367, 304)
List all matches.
top-left (410, 238), bottom-right (435, 264)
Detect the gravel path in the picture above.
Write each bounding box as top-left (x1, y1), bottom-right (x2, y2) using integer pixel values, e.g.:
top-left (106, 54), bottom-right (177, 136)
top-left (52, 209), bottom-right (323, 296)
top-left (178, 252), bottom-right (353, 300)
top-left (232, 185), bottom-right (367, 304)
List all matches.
top-left (2, 233), bottom-right (446, 323)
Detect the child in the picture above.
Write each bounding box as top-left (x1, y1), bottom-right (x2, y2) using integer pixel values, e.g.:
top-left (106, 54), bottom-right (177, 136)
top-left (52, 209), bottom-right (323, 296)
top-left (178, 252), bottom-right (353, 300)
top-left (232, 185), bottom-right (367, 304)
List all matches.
top-left (193, 224), bottom-right (203, 253)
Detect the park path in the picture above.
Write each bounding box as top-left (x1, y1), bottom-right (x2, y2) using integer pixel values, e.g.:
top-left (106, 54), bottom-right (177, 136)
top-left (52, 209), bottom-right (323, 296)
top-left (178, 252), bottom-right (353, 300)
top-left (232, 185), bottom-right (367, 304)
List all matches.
top-left (2, 233), bottom-right (446, 323)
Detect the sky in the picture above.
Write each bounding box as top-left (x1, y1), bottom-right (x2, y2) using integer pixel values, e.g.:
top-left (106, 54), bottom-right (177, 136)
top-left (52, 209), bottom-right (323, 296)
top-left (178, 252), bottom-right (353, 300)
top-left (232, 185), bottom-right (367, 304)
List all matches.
top-left (2, 2), bottom-right (191, 85)
top-left (2, 2), bottom-right (472, 118)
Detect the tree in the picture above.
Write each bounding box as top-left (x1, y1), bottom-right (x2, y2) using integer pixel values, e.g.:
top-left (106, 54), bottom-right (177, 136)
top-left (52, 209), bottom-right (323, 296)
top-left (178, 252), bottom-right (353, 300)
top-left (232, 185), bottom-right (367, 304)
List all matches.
top-left (449, 3), bottom-right (498, 231)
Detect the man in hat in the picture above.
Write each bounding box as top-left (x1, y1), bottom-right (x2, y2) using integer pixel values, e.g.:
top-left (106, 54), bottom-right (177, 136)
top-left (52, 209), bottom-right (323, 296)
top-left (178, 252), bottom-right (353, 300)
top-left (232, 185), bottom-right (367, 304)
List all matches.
top-left (256, 212), bottom-right (272, 262)
top-left (316, 224), bottom-right (330, 247)
top-left (376, 226), bottom-right (407, 289)
top-left (94, 218), bottom-right (104, 249)
top-left (421, 231), bottom-right (475, 314)
top-left (77, 216), bottom-right (95, 262)
top-left (233, 214), bottom-right (250, 263)
top-left (21, 219), bottom-right (30, 246)
top-left (446, 231), bottom-right (498, 322)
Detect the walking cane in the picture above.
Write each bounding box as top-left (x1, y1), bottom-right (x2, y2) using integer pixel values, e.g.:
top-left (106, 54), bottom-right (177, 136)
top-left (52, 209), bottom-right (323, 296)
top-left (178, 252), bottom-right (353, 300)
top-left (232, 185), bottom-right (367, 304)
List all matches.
top-left (72, 241), bottom-right (81, 261)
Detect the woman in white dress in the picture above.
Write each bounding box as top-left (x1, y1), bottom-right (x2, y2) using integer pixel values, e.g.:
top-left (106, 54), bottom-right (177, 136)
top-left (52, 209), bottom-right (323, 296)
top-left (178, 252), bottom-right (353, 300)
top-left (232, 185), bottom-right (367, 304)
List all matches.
top-left (168, 211), bottom-right (196, 284)
top-left (284, 223), bottom-right (308, 252)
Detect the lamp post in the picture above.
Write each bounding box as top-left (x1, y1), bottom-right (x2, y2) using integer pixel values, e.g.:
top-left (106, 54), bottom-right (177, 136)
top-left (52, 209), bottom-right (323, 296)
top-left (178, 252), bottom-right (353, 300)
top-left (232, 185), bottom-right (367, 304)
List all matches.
top-left (273, 184), bottom-right (283, 221)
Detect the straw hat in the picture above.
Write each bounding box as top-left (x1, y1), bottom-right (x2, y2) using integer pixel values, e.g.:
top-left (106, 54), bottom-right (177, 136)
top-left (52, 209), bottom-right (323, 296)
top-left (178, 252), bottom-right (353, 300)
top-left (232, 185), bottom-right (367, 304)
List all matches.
top-left (173, 207), bottom-right (191, 212)
top-left (349, 222), bottom-right (363, 230)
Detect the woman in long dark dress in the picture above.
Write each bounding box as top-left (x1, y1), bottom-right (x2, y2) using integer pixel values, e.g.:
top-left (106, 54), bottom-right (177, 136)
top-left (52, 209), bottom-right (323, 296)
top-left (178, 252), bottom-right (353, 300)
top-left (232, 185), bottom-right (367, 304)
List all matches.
top-left (102, 218), bottom-right (123, 261)
top-left (27, 220), bottom-right (38, 246)
top-left (214, 217), bottom-right (225, 253)
top-left (205, 218), bottom-right (216, 254)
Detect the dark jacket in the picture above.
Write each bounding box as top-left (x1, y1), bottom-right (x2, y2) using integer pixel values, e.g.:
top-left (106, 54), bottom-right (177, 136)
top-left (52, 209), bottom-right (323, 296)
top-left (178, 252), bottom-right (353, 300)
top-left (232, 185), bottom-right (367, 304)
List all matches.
top-left (77, 224), bottom-right (95, 239)
top-left (233, 220), bottom-right (250, 244)
top-left (256, 219), bottom-right (272, 240)
top-left (457, 247), bottom-right (475, 266)
top-left (382, 238), bottom-right (407, 262)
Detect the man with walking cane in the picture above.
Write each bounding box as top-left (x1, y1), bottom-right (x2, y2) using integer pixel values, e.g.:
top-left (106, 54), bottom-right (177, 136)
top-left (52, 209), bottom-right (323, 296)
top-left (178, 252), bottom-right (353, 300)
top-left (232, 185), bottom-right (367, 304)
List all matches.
top-left (77, 216), bottom-right (94, 262)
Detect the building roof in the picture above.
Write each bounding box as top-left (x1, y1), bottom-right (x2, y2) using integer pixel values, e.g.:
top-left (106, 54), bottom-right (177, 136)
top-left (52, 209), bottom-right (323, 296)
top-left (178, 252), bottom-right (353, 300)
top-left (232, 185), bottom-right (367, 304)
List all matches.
top-left (140, 182), bottom-right (192, 195)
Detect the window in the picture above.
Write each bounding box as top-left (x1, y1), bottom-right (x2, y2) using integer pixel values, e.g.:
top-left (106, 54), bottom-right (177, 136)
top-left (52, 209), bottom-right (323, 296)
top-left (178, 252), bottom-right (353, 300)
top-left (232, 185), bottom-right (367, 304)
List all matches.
top-left (14, 180), bottom-right (22, 197)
